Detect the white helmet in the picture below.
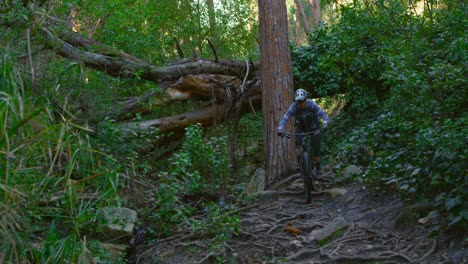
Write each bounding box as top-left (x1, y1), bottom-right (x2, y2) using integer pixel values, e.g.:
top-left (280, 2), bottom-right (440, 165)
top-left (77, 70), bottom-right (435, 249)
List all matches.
top-left (295, 89), bottom-right (307, 101)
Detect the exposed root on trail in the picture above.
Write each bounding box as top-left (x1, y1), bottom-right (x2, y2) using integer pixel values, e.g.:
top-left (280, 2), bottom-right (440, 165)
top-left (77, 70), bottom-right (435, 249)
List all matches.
top-left (133, 176), bottom-right (451, 264)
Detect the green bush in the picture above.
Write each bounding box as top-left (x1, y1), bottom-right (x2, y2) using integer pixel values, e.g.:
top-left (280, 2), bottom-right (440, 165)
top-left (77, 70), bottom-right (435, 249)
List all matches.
top-left (336, 112), bottom-right (467, 228)
top-left (319, 1), bottom-right (467, 229)
top-left (291, 0), bottom-right (401, 111)
top-left (382, 2), bottom-right (467, 119)
top-left (150, 124), bottom-right (238, 237)
top-left (0, 47), bottom-right (122, 263)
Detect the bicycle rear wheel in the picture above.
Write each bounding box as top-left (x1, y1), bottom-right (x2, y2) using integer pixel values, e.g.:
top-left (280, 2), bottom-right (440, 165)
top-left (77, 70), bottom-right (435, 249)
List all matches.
top-left (310, 161), bottom-right (317, 191)
top-left (301, 152), bottom-right (313, 204)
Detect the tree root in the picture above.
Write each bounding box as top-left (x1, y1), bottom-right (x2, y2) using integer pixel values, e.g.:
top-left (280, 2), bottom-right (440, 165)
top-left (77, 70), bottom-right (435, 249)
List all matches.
top-left (195, 253), bottom-right (213, 264)
top-left (419, 239), bottom-right (437, 262)
top-left (135, 179), bottom-right (450, 264)
top-left (266, 224), bottom-right (283, 234)
top-left (228, 203), bottom-right (260, 216)
top-left (321, 248), bottom-right (413, 263)
top-left (274, 213), bottom-right (309, 224)
top-left (268, 174), bottom-right (301, 190)
top-left (285, 248), bottom-right (321, 262)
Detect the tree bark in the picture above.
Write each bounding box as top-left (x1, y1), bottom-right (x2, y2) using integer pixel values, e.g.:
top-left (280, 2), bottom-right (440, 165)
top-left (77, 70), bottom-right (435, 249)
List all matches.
top-left (207, 0), bottom-right (216, 30)
top-left (295, 7), bottom-right (303, 45)
top-left (108, 74), bottom-right (242, 121)
top-left (258, 0), bottom-right (296, 187)
top-left (309, 0), bottom-right (322, 28)
top-left (122, 92), bottom-right (262, 148)
top-left (294, 0), bottom-right (311, 34)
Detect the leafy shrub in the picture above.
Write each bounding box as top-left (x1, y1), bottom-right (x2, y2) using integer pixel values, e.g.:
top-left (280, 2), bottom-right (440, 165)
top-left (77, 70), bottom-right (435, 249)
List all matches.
top-left (336, 112), bottom-right (467, 228)
top-left (291, 0), bottom-right (402, 111)
top-left (177, 124), bottom-right (229, 188)
top-left (381, 2), bottom-right (467, 120)
top-left (190, 202), bottom-right (240, 240)
top-left (0, 48), bottom-right (122, 263)
top-left (310, 0), bottom-right (467, 229)
top-left (151, 124), bottom-right (237, 236)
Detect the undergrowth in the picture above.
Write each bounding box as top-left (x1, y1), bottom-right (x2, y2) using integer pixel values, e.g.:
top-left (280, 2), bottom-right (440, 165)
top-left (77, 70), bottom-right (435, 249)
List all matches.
top-left (298, 0), bottom-right (467, 230)
top-left (143, 124), bottom-right (241, 258)
top-left (1, 48), bottom-right (123, 263)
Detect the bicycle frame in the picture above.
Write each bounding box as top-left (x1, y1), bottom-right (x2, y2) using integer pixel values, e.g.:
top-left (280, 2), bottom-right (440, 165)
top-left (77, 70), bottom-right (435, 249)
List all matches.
top-left (282, 130), bottom-right (320, 203)
top-left (283, 131), bottom-right (319, 160)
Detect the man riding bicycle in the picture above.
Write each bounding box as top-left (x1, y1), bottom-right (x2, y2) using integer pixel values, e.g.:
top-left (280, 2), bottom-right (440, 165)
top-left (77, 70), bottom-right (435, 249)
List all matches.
top-left (277, 89), bottom-right (329, 175)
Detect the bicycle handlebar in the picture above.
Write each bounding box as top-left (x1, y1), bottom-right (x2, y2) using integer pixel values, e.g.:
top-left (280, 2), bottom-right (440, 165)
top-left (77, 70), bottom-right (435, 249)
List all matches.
top-left (281, 130), bottom-right (320, 139)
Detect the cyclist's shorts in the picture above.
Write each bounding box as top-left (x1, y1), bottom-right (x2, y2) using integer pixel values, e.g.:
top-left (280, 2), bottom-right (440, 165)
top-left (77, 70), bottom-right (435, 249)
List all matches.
top-left (296, 133), bottom-right (321, 156)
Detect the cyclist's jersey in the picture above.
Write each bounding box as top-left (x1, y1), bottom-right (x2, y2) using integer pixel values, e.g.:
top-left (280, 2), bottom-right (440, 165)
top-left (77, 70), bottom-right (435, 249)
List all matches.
top-left (278, 99), bottom-right (329, 133)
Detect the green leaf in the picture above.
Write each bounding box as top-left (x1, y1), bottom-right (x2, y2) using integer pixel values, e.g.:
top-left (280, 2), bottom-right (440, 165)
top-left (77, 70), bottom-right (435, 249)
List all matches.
top-left (445, 196), bottom-right (461, 211)
top-left (399, 183), bottom-right (409, 190)
top-left (460, 210), bottom-right (468, 220)
top-left (449, 215), bottom-right (462, 226)
top-left (435, 193), bottom-right (446, 202)
top-left (411, 168), bottom-right (421, 176)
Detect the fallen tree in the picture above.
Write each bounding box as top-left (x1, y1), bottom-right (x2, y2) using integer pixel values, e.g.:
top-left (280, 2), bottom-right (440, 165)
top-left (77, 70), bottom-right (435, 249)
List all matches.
top-left (41, 26), bottom-right (264, 148)
top-left (33, 22), bottom-right (342, 153)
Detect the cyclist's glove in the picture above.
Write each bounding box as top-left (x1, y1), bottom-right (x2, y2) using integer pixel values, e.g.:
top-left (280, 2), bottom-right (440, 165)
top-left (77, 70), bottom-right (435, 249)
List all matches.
top-left (277, 130), bottom-right (284, 137)
top-left (322, 122), bottom-right (328, 131)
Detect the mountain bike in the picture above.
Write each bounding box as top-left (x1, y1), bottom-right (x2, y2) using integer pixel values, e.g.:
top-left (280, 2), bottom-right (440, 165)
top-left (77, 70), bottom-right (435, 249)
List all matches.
top-left (281, 130), bottom-right (320, 204)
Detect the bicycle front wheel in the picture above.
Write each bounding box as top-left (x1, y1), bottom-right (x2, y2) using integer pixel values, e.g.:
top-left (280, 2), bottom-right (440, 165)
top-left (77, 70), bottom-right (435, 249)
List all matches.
top-left (302, 152), bottom-right (313, 204)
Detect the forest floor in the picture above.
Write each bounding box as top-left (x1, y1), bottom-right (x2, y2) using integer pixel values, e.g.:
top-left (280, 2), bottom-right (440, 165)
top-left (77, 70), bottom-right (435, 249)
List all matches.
top-left (129, 168), bottom-right (466, 264)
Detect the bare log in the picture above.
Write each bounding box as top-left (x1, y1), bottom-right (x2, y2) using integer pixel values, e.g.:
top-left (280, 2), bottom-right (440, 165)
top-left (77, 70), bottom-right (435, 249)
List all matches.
top-left (122, 104), bottom-right (227, 150)
top-left (120, 87), bottom-right (261, 149)
top-left (43, 27), bottom-right (253, 82)
top-left (106, 74), bottom-right (248, 121)
top-left (166, 74), bottom-right (239, 103)
top-left (57, 29), bottom-right (153, 66)
top-left (126, 104), bottom-right (226, 133)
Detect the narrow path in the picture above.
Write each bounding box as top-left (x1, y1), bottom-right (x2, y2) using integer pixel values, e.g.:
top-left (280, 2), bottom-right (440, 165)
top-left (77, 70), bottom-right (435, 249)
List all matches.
top-left (134, 172), bottom-right (466, 263)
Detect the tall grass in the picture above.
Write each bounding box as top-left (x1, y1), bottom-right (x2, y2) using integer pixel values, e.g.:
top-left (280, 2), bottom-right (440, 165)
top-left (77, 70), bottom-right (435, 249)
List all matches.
top-left (1, 48), bottom-right (122, 262)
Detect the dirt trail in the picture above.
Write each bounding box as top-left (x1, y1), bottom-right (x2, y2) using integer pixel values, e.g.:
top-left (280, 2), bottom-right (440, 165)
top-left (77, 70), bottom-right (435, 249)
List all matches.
top-left (133, 171), bottom-right (466, 264)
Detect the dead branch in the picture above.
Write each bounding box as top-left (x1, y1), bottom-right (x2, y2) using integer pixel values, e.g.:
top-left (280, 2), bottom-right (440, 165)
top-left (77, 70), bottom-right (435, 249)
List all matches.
top-left (173, 37), bottom-right (185, 59)
top-left (195, 253), bottom-right (214, 264)
top-left (206, 38), bottom-right (218, 63)
top-left (228, 203), bottom-right (261, 216)
top-left (267, 174), bottom-right (301, 190)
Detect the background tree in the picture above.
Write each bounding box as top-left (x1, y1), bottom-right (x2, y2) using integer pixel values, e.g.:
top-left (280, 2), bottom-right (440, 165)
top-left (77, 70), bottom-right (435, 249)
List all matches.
top-left (207, 0), bottom-right (216, 30)
top-left (294, 0), bottom-right (311, 33)
top-left (294, 8), bottom-right (301, 43)
top-left (309, 0), bottom-right (322, 27)
top-left (258, 0), bottom-right (296, 186)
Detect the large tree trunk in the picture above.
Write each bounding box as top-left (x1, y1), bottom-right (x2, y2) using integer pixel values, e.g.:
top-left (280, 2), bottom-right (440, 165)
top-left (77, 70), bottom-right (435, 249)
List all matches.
top-left (258, 0), bottom-right (296, 187)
